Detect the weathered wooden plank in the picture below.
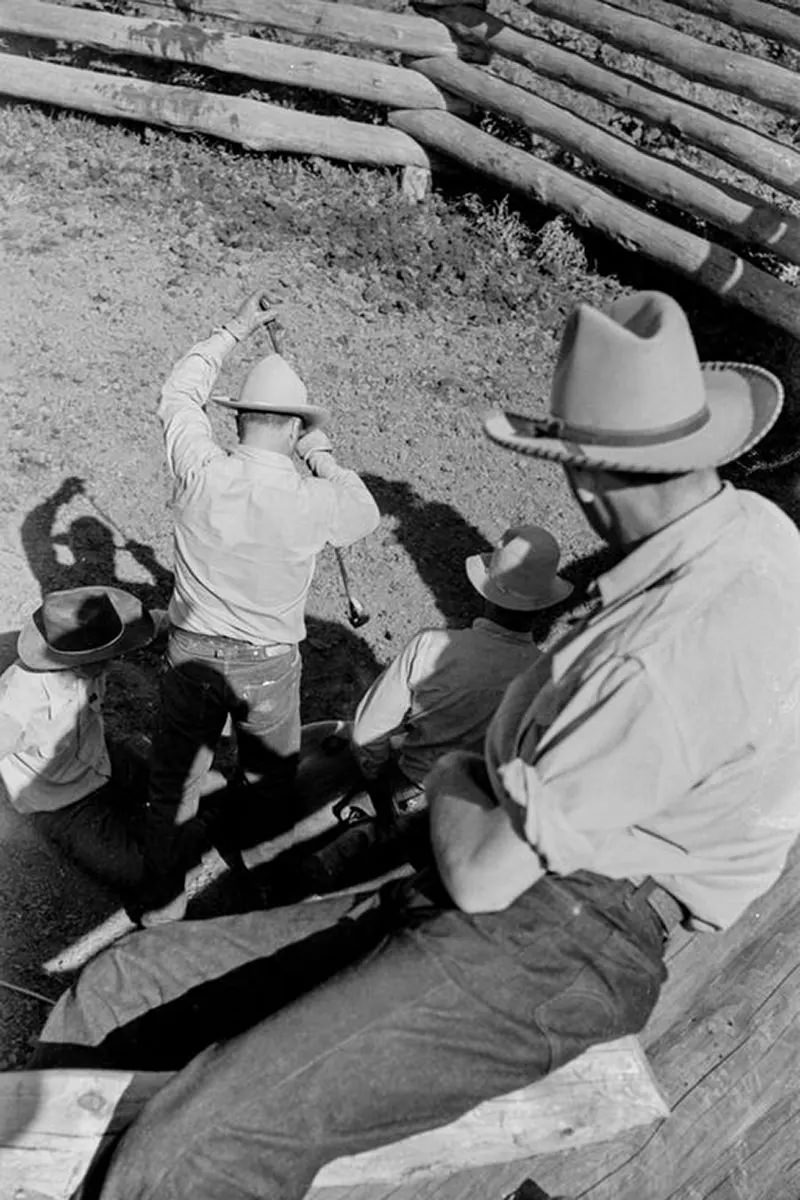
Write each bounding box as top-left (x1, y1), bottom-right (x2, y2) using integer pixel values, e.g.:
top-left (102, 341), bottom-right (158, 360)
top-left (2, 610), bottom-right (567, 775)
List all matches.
top-left (0, 54), bottom-right (430, 168)
top-left (525, 0), bottom-right (800, 118)
top-left (0, 1038), bottom-right (665, 1199)
top-left (624, 0), bottom-right (800, 53)
top-left (92, 0), bottom-right (459, 57)
top-left (412, 55), bottom-right (800, 265)
top-left (0, 0), bottom-right (453, 112)
top-left (388, 108), bottom-right (800, 338)
top-left (431, 6), bottom-right (800, 198)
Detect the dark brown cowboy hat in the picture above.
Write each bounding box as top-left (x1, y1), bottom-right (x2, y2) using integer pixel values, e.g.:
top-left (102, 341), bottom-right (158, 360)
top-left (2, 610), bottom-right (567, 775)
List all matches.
top-left (18, 587), bottom-right (155, 671)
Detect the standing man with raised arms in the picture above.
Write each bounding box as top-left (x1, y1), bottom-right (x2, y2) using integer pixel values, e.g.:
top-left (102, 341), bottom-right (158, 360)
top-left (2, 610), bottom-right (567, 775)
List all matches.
top-left (138, 288), bottom-right (380, 920)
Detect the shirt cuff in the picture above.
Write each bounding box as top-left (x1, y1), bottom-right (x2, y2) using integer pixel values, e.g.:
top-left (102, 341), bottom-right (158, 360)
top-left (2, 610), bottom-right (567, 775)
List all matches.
top-left (215, 323), bottom-right (243, 345)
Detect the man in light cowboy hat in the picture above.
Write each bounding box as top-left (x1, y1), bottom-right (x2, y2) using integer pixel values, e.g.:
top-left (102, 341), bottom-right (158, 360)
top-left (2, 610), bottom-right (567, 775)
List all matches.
top-left (31, 292), bottom-right (800, 1200)
top-left (0, 587), bottom-right (162, 892)
top-left (343, 524), bottom-right (570, 846)
top-left (142, 287), bottom-right (379, 918)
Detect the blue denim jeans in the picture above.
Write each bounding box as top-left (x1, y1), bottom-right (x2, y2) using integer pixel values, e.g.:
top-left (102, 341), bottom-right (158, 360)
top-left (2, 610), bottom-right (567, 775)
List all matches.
top-left (143, 627), bottom-right (302, 887)
top-left (44, 869), bottom-right (668, 1200)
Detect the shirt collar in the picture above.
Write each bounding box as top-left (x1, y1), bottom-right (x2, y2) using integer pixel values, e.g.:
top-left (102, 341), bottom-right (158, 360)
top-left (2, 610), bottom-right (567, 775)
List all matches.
top-left (233, 445), bottom-right (297, 469)
top-left (472, 616), bottom-right (533, 644)
top-left (596, 482), bottom-right (740, 608)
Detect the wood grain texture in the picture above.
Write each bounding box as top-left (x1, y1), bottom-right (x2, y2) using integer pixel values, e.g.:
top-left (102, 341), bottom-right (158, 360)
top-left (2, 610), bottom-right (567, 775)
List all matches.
top-left (431, 5), bottom-right (800, 196)
top-left (0, 54), bottom-right (430, 167)
top-left (525, 0), bottom-right (800, 118)
top-left (94, 0), bottom-right (459, 57)
top-left (0, 0), bottom-right (452, 111)
top-left (624, 0), bottom-right (800, 52)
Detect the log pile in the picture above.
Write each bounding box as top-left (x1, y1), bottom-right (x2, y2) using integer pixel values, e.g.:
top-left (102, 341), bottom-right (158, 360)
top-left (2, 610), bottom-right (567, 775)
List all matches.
top-left (0, 0), bottom-right (797, 329)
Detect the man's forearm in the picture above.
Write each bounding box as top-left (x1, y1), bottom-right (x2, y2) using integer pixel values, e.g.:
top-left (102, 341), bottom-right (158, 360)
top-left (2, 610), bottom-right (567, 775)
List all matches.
top-left (428, 752), bottom-right (543, 913)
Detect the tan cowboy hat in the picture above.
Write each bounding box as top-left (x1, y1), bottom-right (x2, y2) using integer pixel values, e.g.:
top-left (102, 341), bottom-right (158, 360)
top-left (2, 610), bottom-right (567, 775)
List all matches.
top-left (484, 291), bottom-right (783, 473)
top-left (213, 353), bottom-right (329, 426)
top-left (18, 587), bottom-right (155, 671)
top-left (466, 525), bottom-right (573, 611)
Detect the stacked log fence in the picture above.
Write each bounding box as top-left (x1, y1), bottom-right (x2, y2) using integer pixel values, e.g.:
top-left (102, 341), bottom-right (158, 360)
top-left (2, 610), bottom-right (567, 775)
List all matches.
top-left (1, 0), bottom-right (799, 334)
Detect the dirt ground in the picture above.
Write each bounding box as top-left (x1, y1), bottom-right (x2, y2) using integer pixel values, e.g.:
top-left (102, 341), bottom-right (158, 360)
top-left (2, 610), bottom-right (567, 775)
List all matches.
top-left (1, 1), bottom-right (800, 1075)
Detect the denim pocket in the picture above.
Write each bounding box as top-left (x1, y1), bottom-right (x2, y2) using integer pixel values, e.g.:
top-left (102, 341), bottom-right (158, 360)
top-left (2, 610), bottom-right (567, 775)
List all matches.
top-left (534, 962), bottom-right (629, 1073)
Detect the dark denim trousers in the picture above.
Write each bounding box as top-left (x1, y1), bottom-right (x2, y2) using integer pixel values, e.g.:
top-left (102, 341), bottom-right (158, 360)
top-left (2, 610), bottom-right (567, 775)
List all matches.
top-left (144, 627), bottom-right (302, 881)
top-left (42, 869), bottom-right (668, 1200)
top-left (30, 740), bottom-right (150, 892)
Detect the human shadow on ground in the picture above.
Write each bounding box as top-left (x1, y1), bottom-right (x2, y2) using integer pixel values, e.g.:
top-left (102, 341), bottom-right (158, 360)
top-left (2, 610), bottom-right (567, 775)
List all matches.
top-left (361, 473), bottom-right (494, 626)
top-left (20, 475), bottom-right (173, 610)
top-left (361, 471), bottom-right (615, 639)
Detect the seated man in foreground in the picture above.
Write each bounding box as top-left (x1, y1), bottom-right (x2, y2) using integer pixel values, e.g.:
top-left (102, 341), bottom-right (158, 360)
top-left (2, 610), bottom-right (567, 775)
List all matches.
top-left (34, 291), bottom-right (800, 1200)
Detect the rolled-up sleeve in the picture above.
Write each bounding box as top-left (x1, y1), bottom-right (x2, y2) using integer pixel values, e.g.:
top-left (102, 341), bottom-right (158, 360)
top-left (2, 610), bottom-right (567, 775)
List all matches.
top-left (306, 466), bottom-right (380, 547)
top-left (158, 331), bottom-right (233, 482)
top-left (486, 656), bottom-right (689, 877)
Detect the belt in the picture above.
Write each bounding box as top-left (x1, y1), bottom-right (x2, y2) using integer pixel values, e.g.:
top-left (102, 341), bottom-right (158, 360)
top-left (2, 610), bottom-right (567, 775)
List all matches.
top-left (635, 878), bottom-right (684, 935)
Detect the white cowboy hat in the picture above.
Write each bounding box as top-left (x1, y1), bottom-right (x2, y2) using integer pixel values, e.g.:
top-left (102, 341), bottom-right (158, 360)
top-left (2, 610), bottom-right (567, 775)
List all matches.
top-left (465, 525), bottom-right (573, 611)
top-left (213, 353), bottom-right (329, 427)
top-left (18, 586), bottom-right (155, 671)
top-left (484, 291), bottom-right (783, 473)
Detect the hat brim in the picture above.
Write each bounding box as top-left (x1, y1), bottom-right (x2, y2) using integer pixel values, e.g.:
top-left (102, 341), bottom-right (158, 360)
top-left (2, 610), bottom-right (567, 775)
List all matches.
top-left (18, 588), bottom-right (156, 671)
top-left (212, 395), bottom-right (329, 427)
top-left (465, 553), bottom-right (573, 611)
top-left (484, 363), bottom-right (783, 474)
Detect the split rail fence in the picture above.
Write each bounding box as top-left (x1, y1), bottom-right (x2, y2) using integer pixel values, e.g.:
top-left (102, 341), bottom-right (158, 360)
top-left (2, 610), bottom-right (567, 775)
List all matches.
top-left (0, 0), bottom-right (799, 331)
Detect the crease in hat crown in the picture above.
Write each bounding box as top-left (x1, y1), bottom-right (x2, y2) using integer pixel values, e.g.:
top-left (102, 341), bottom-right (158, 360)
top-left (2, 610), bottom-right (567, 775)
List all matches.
top-left (465, 524), bottom-right (573, 611)
top-left (213, 353), bottom-right (330, 426)
top-left (17, 586), bottom-right (156, 671)
top-left (482, 290), bottom-right (783, 472)
top-left (550, 292), bottom-right (707, 445)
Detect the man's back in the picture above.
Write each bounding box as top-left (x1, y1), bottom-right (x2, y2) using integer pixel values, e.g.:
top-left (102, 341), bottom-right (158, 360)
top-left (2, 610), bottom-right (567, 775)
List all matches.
top-left (352, 617), bottom-right (542, 785)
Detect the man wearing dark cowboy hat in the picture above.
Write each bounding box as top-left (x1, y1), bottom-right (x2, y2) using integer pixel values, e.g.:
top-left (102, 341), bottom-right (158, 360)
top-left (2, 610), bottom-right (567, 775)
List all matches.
top-left (32, 292), bottom-right (800, 1200)
top-left (0, 587), bottom-right (161, 892)
top-left (142, 287), bottom-right (379, 919)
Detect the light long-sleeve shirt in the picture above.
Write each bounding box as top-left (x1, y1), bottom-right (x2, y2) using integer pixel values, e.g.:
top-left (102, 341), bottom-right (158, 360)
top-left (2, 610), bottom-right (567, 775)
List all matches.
top-left (0, 663), bottom-right (110, 812)
top-left (351, 618), bottom-right (542, 786)
top-left (158, 330), bottom-right (380, 644)
top-left (480, 485), bottom-right (800, 931)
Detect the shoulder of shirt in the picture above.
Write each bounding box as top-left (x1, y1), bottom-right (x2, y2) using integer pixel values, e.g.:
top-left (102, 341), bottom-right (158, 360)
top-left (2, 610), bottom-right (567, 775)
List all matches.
top-left (0, 660), bottom-right (49, 709)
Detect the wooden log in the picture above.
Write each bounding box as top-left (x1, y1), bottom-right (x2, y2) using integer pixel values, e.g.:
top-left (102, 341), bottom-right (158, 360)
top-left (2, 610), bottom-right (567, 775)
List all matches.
top-left (431, 6), bottom-right (800, 198)
top-left (413, 56), bottom-right (800, 266)
top-left (524, 0), bottom-right (800, 119)
top-left (387, 109), bottom-right (800, 338)
top-left (0, 0), bottom-right (453, 112)
top-left (95, 0), bottom-right (459, 58)
top-left (624, 0), bottom-right (800, 53)
top-left (0, 1037), bottom-right (667, 1199)
top-left (0, 54), bottom-right (430, 168)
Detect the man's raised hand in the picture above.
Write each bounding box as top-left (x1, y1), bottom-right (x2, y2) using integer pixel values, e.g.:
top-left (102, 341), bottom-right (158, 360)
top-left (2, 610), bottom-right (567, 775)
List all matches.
top-left (223, 289), bottom-right (279, 342)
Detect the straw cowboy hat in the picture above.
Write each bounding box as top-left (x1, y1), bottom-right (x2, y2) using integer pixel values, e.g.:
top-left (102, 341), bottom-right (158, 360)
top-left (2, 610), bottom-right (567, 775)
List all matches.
top-left (466, 525), bottom-right (573, 611)
top-left (213, 353), bottom-right (329, 427)
top-left (484, 291), bottom-right (783, 473)
top-left (18, 587), bottom-right (156, 671)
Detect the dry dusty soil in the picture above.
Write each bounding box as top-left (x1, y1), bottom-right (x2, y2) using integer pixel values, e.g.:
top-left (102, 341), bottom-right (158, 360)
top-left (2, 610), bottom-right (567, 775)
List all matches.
top-left (1, 0), bottom-right (800, 1077)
